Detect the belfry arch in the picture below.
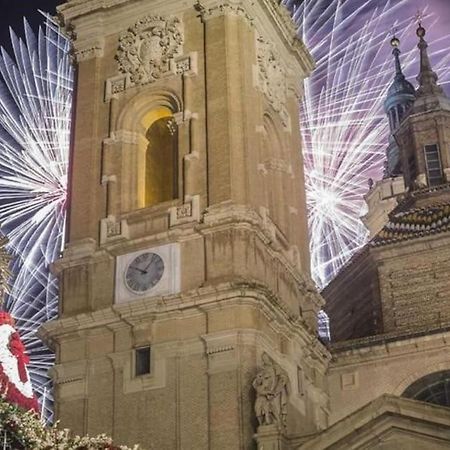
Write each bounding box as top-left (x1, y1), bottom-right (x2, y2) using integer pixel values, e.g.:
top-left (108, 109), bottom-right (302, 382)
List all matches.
top-left (140, 107), bottom-right (178, 207)
top-left (115, 90), bottom-right (182, 212)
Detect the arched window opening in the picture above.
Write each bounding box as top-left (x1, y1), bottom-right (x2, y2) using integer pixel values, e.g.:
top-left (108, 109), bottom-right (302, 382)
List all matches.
top-left (403, 370), bottom-right (450, 407)
top-left (140, 107), bottom-right (178, 207)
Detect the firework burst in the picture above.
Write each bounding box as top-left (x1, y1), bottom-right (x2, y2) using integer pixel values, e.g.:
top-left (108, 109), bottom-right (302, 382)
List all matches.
top-left (285, 0), bottom-right (450, 288)
top-left (0, 16), bottom-right (73, 422)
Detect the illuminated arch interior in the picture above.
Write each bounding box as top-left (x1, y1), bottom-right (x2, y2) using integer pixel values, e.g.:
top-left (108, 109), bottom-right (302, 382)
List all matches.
top-left (139, 107), bottom-right (178, 207)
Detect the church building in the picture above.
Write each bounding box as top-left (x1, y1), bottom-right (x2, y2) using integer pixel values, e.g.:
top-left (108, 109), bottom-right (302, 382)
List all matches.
top-left (40, 0), bottom-right (450, 448)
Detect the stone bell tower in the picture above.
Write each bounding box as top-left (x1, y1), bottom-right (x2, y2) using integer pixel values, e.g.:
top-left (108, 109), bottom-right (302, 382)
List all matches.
top-left (41, 1), bottom-right (328, 448)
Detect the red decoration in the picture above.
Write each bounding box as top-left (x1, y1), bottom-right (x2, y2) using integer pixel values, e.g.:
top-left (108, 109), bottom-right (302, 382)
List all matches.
top-left (0, 311), bottom-right (39, 413)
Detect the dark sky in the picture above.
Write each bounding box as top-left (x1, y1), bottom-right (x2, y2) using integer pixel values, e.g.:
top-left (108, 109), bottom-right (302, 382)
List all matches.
top-left (1, 0), bottom-right (449, 47)
top-left (0, 0), bottom-right (62, 49)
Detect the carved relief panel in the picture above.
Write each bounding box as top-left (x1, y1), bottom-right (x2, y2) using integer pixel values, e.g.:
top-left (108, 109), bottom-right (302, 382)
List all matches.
top-left (116, 15), bottom-right (184, 85)
top-left (255, 35), bottom-right (290, 128)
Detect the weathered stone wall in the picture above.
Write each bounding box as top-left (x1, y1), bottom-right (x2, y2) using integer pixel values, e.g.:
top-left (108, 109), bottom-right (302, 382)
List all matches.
top-left (376, 234), bottom-right (450, 333)
top-left (327, 330), bottom-right (450, 426)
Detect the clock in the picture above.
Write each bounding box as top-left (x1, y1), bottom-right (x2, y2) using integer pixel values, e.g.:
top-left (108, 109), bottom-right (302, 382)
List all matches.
top-left (115, 243), bottom-right (180, 304)
top-left (125, 252), bottom-right (165, 293)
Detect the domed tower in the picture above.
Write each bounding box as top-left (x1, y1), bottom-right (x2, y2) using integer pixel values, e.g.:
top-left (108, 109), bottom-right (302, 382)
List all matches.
top-left (383, 36), bottom-right (416, 177)
top-left (395, 22), bottom-right (450, 189)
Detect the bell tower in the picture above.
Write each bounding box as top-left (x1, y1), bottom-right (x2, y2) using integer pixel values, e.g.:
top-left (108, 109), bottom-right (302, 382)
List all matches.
top-left (396, 23), bottom-right (450, 190)
top-left (42, 1), bottom-right (328, 448)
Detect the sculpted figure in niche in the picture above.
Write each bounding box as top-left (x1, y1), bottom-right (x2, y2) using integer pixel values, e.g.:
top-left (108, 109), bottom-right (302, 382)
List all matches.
top-left (253, 352), bottom-right (289, 428)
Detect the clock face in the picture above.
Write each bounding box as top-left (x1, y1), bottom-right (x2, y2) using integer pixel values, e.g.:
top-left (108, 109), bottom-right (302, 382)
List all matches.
top-left (125, 252), bottom-right (165, 293)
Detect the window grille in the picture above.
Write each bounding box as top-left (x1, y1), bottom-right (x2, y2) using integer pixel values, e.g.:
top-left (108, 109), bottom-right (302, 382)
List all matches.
top-left (424, 144), bottom-right (444, 186)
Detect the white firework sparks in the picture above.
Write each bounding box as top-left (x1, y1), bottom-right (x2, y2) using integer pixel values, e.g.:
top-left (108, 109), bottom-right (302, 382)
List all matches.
top-left (284, 0), bottom-right (450, 288)
top-left (0, 17), bottom-right (73, 422)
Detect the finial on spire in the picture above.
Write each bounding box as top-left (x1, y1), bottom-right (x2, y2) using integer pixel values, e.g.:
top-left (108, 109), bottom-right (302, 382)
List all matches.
top-left (389, 31), bottom-right (404, 79)
top-left (415, 16), bottom-right (443, 96)
top-left (415, 10), bottom-right (424, 27)
top-left (390, 25), bottom-right (399, 46)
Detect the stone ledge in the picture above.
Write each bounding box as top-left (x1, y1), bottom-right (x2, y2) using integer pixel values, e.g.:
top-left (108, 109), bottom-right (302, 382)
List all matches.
top-left (293, 394), bottom-right (450, 449)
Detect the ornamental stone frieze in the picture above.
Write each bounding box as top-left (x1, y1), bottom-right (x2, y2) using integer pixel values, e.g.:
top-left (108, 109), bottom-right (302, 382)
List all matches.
top-left (255, 35), bottom-right (290, 128)
top-left (194, 1), bottom-right (253, 23)
top-left (116, 15), bottom-right (184, 85)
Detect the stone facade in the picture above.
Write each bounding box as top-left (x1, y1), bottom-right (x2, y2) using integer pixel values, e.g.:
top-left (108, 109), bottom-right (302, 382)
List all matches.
top-left (39, 1), bottom-right (450, 449)
top-left (41, 1), bottom-right (331, 449)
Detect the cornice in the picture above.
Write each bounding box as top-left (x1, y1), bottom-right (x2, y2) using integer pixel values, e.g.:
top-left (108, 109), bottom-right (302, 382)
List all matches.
top-left (39, 281), bottom-right (327, 359)
top-left (329, 327), bottom-right (450, 369)
top-left (58, 0), bottom-right (314, 75)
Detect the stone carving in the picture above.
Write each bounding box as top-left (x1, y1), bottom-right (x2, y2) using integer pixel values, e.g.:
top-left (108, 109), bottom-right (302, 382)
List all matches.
top-left (168, 195), bottom-right (200, 227)
top-left (194, 2), bottom-right (253, 23)
top-left (75, 44), bottom-right (104, 62)
top-left (105, 75), bottom-right (129, 101)
top-left (253, 353), bottom-right (289, 428)
top-left (116, 16), bottom-right (183, 85)
top-left (176, 203), bottom-right (192, 220)
top-left (255, 36), bottom-right (287, 115)
top-left (101, 216), bottom-right (121, 238)
top-left (176, 56), bottom-right (192, 74)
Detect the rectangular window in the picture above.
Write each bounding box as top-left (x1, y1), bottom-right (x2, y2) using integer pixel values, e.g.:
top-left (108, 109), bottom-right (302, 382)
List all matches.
top-left (424, 144), bottom-right (444, 186)
top-left (135, 346), bottom-right (151, 376)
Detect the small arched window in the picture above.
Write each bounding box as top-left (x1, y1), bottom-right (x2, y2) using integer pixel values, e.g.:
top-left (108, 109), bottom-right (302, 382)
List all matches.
top-left (403, 370), bottom-right (450, 407)
top-left (140, 107), bottom-right (178, 207)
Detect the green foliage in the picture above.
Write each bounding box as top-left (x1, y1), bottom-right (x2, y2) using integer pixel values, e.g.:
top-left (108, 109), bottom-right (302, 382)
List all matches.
top-left (0, 397), bottom-right (138, 450)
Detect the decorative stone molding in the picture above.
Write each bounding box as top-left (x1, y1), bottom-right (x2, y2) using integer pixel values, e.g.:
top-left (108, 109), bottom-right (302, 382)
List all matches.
top-left (100, 216), bottom-right (129, 244)
top-left (109, 130), bottom-right (139, 145)
top-left (74, 41), bottom-right (104, 62)
top-left (175, 52), bottom-right (198, 77)
top-left (254, 35), bottom-right (290, 128)
top-left (106, 52), bottom-right (196, 101)
top-left (105, 74), bottom-right (130, 101)
top-left (168, 195), bottom-right (201, 227)
top-left (194, 1), bottom-right (254, 23)
top-left (201, 331), bottom-right (240, 374)
top-left (52, 361), bottom-right (88, 400)
top-left (116, 15), bottom-right (184, 86)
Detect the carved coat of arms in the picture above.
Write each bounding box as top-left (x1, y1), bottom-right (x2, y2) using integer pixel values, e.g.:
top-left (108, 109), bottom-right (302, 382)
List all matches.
top-left (256, 36), bottom-right (287, 113)
top-left (116, 16), bottom-right (183, 85)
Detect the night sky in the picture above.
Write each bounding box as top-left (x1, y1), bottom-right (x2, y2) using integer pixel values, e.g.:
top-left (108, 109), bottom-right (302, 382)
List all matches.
top-left (0, 0), bottom-right (63, 49)
top-left (0, 0), bottom-right (449, 48)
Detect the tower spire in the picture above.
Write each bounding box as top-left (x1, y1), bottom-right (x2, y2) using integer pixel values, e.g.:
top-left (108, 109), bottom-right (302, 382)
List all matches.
top-left (391, 36), bottom-right (405, 80)
top-left (383, 35), bottom-right (415, 176)
top-left (416, 22), bottom-right (444, 96)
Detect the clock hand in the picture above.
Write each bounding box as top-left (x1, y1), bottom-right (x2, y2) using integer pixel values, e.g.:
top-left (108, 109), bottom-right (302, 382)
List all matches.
top-left (144, 254), bottom-right (155, 272)
top-left (129, 265), bottom-right (147, 275)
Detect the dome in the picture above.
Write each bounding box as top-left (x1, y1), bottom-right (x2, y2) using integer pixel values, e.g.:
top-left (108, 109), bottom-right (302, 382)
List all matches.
top-left (384, 74), bottom-right (416, 114)
top-left (384, 40), bottom-right (416, 114)
top-left (387, 75), bottom-right (415, 98)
